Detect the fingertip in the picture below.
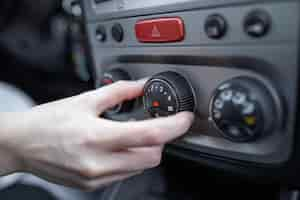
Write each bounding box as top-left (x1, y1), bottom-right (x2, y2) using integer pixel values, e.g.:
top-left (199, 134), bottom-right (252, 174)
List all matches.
top-left (175, 112), bottom-right (195, 123)
top-left (135, 78), bottom-right (150, 85)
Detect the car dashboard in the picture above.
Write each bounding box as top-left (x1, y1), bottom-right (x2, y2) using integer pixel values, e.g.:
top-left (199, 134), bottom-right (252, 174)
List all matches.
top-left (0, 0), bottom-right (299, 199)
top-left (82, 0), bottom-right (300, 186)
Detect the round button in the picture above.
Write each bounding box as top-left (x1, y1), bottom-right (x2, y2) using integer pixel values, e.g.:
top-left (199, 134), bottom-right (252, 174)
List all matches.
top-left (204, 14), bottom-right (227, 39)
top-left (244, 10), bottom-right (271, 38)
top-left (95, 25), bottom-right (106, 42)
top-left (111, 23), bottom-right (124, 42)
top-left (144, 71), bottom-right (196, 117)
top-left (209, 77), bottom-right (279, 142)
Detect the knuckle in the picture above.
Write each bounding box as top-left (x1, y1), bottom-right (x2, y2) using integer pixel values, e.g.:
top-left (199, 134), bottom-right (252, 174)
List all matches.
top-left (78, 163), bottom-right (99, 179)
top-left (111, 81), bottom-right (132, 99)
top-left (115, 80), bottom-right (130, 87)
top-left (78, 91), bottom-right (95, 104)
top-left (82, 132), bottom-right (98, 146)
top-left (75, 92), bottom-right (98, 110)
top-left (144, 128), bottom-right (165, 145)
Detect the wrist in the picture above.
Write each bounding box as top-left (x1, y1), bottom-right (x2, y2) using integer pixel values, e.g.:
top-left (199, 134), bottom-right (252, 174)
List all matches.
top-left (0, 112), bottom-right (27, 174)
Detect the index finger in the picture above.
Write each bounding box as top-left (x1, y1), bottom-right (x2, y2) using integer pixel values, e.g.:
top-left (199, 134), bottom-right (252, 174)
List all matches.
top-left (88, 79), bottom-right (147, 115)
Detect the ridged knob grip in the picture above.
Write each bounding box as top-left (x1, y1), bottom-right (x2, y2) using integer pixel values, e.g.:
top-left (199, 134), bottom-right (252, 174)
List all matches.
top-left (144, 71), bottom-right (195, 117)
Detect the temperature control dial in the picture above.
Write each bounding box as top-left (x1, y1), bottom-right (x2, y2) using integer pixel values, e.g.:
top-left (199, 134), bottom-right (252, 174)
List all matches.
top-left (100, 69), bottom-right (133, 114)
top-left (144, 71), bottom-right (195, 117)
top-left (210, 77), bottom-right (278, 142)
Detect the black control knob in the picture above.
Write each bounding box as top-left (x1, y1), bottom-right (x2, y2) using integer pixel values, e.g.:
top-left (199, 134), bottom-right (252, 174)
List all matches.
top-left (209, 77), bottom-right (278, 142)
top-left (144, 71), bottom-right (196, 117)
top-left (100, 69), bottom-right (133, 113)
top-left (95, 25), bottom-right (107, 42)
top-left (111, 23), bottom-right (124, 42)
top-left (205, 14), bottom-right (227, 39)
top-left (244, 9), bottom-right (271, 38)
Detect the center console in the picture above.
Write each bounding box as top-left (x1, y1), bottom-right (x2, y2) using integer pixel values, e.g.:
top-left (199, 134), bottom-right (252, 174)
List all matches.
top-left (82, 0), bottom-right (300, 182)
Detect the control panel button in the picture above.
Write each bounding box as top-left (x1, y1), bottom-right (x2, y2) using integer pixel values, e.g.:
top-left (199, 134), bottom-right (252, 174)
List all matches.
top-left (135, 17), bottom-right (185, 43)
top-left (244, 10), bottom-right (271, 38)
top-left (95, 25), bottom-right (107, 42)
top-left (100, 69), bottom-right (133, 113)
top-left (204, 14), bottom-right (227, 39)
top-left (209, 77), bottom-right (279, 142)
top-left (111, 23), bottom-right (124, 42)
top-left (144, 71), bottom-right (195, 117)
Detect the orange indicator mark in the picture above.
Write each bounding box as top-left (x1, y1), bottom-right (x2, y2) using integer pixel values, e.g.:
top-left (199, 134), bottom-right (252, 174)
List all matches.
top-left (152, 101), bottom-right (160, 107)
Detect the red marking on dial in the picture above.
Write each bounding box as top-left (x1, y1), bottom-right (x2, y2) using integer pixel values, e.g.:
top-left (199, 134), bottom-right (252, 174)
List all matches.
top-left (152, 101), bottom-right (160, 107)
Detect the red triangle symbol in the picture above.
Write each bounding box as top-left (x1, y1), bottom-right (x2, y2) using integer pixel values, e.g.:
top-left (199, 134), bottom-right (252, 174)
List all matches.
top-left (151, 25), bottom-right (161, 37)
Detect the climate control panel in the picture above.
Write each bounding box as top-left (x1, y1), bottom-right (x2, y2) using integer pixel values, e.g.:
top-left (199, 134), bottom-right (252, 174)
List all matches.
top-left (83, 0), bottom-right (299, 166)
top-left (99, 69), bottom-right (282, 144)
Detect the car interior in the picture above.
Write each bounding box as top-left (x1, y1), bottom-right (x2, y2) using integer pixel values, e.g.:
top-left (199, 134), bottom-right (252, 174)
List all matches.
top-left (0, 0), bottom-right (299, 199)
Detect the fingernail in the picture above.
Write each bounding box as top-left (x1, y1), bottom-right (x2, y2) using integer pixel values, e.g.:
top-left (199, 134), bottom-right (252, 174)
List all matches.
top-left (136, 77), bottom-right (150, 84)
top-left (182, 112), bottom-right (195, 122)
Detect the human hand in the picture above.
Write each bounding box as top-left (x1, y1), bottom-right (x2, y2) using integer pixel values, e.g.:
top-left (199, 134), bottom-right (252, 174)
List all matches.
top-left (0, 80), bottom-right (194, 190)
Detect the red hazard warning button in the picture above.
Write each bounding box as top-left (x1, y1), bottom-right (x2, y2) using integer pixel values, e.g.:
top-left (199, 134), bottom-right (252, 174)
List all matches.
top-left (135, 17), bottom-right (185, 43)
